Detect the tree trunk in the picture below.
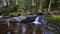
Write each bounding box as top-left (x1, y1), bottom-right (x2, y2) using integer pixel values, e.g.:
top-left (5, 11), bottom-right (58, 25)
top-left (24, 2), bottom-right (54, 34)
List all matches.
top-left (27, 0), bottom-right (32, 12)
top-left (35, 0), bottom-right (40, 11)
top-left (48, 0), bottom-right (52, 12)
top-left (9, 0), bottom-right (13, 6)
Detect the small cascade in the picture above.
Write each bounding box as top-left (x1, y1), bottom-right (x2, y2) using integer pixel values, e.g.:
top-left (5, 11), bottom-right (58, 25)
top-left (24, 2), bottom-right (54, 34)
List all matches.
top-left (32, 16), bottom-right (41, 26)
top-left (0, 15), bottom-right (57, 34)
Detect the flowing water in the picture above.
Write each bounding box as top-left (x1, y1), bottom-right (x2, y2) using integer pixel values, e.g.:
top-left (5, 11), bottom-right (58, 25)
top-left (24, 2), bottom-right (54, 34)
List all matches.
top-left (0, 15), bottom-right (57, 34)
top-left (32, 16), bottom-right (41, 26)
top-left (32, 16), bottom-right (55, 34)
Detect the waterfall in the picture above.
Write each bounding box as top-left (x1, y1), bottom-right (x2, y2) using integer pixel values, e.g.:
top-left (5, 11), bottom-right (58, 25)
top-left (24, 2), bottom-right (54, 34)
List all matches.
top-left (32, 16), bottom-right (41, 26)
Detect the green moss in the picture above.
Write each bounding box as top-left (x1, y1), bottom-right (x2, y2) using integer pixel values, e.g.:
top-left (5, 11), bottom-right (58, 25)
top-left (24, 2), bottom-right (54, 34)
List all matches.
top-left (46, 15), bottom-right (60, 25)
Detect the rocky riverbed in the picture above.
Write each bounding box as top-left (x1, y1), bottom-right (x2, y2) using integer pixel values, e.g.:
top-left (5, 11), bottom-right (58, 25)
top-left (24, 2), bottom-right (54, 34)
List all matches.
top-left (0, 14), bottom-right (60, 34)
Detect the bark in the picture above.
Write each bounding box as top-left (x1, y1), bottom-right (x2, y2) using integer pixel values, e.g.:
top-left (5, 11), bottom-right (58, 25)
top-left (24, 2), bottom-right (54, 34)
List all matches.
top-left (9, 0), bottom-right (13, 6)
top-left (35, 0), bottom-right (40, 11)
top-left (48, 0), bottom-right (52, 12)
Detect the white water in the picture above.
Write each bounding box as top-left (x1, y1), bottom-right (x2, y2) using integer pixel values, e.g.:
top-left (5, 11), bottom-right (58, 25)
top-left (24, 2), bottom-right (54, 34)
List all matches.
top-left (22, 25), bottom-right (26, 34)
top-left (0, 15), bottom-right (56, 34)
top-left (32, 16), bottom-right (41, 26)
top-left (22, 27), bottom-right (26, 32)
top-left (32, 16), bottom-right (55, 34)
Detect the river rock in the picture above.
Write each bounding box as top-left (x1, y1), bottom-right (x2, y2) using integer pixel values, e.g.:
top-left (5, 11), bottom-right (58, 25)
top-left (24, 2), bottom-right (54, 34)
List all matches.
top-left (13, 16), bottom-right (26, 22)
top-left (0, 15), bottom-right (3, 19)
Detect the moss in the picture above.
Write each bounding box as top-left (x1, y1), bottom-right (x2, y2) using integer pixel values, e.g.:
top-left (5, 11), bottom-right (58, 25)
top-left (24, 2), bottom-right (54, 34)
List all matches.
top-left (46, 15), bottom-right (60, 25)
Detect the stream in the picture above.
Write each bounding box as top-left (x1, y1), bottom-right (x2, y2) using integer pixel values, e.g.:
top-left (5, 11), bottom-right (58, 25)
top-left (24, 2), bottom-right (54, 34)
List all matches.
top-left (0, 15), bottom-right (59, 34)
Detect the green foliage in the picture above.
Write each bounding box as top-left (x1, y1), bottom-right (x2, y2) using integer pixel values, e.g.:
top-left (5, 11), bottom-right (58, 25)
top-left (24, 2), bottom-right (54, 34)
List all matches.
top-left (0, 5), bottom-right (18, 16)
top-left (7, 10), bottom-right (31, 17)
top-left (0, 0), bottom-right (60, 17)
top-left (46, 15), bottom-right (60, 25)
top-left (46, 15), bottom-right (60, 34)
